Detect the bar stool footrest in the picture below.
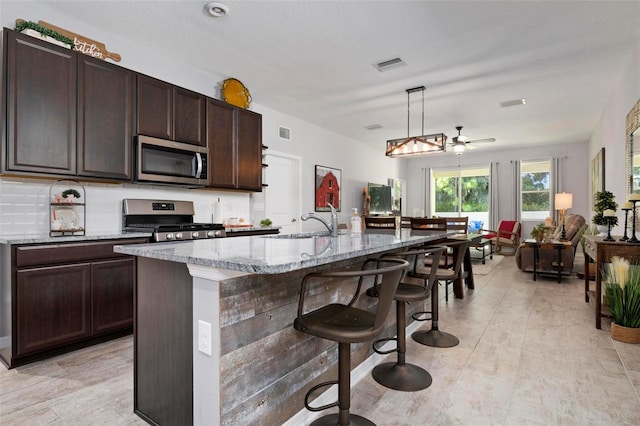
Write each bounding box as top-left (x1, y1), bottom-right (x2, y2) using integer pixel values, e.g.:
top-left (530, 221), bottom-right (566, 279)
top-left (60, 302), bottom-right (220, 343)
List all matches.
top-left (304, 380), bottom-right (339, 412)
top-left (411, 310), bottom-right (432, 322)
top-left (372, 337), bottom-right (397, 355)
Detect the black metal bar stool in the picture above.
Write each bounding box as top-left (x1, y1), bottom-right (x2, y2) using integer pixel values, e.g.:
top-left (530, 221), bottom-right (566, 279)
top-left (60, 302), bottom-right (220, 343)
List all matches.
top-left (294, 257), bottom-right (408, 426)
top-left (412, 239), bottom-right (471, 348)
top-left (368, 246), bottom-right (445, 392)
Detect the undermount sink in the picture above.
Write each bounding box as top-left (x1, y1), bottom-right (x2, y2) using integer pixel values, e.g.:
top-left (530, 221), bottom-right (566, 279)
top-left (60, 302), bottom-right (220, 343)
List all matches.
top-left (261, 232), bottom-right (329, 239)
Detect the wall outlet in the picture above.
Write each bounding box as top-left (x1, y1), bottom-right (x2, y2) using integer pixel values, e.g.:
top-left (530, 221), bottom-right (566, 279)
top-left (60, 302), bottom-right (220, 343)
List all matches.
top-left (198, 320), bottom-right (212, 356)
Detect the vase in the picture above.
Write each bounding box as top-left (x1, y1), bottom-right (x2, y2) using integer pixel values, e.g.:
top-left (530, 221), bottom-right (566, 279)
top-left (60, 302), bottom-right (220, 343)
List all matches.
top-left (610, 322), bottom-right (640, 344)
top-left (597, 225), bottom-right (609, 236)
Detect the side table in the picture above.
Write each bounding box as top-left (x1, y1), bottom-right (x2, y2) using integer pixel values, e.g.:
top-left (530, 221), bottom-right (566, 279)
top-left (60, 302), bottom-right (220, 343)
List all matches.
top-left (583, 235), bottom-right (640, 329)
top-left (523, 239), bottom-right (571, 283)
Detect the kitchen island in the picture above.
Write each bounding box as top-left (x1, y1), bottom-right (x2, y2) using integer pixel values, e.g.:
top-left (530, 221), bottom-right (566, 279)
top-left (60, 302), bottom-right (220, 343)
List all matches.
top-left (114, 229), bottom-right (449, 426)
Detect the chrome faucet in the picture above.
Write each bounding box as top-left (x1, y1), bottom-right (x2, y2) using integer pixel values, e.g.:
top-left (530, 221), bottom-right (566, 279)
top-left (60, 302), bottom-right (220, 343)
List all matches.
top-left (301, 203), bottom-right (339, 236)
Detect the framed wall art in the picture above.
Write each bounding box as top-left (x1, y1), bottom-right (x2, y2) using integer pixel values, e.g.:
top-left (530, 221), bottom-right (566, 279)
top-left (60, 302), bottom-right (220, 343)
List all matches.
top-left (315, 165), bottom-right (341, 212)
top-left (591, 147), bottom-right (605, 207)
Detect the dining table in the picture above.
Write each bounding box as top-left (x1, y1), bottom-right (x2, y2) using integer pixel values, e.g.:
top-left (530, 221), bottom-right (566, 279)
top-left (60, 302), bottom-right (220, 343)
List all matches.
top-left (446, 233), bottom-right (484, 299)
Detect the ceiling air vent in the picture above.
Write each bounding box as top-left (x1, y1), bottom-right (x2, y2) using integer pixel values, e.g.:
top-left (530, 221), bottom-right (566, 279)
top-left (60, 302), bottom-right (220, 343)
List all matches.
top-left (500, 98), bottom-right (526, 108)
top-left (373, 57), bottom-right (405, 72)
top-left (365, 124), bottom-right (383, 130)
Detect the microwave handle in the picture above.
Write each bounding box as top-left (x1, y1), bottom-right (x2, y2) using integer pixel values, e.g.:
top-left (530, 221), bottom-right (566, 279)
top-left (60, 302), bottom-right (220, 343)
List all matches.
top-left (195, 153), bottom-right (203, 178)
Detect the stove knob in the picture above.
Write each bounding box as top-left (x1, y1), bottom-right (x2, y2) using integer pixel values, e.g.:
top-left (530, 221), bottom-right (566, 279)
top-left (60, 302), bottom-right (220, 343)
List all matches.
top-left (175, 232), bottom-right (183, 240)
top-left (166, 233), bottom-right (175, 240)
top-left (192, 231), bottom-right (200, 239)
top-left (215, 230), bottom-right (224, 237)
top-left (207, 231), bottom-right (216, 238)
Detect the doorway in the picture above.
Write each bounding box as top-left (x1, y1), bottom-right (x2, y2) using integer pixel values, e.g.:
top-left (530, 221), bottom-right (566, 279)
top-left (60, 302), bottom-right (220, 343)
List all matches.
top-left (265, 151), bottom-right (301, 234)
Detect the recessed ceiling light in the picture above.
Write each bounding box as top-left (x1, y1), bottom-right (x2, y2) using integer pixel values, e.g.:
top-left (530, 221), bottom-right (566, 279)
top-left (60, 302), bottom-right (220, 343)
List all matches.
top-left (206, 2), bottom-right (229, 17)
top-left (500, 98), bottom-right (526, 108)
top-left (373, 57), bottom-right (405, 72)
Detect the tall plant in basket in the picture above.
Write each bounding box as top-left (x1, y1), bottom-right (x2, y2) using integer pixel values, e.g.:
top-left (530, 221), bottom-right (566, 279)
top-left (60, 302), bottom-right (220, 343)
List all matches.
top-left (603, 256), bottom-right (640, 343)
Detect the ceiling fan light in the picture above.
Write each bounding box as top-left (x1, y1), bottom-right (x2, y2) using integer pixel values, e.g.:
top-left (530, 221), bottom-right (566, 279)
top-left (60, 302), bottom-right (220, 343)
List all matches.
top-left (453, 142), bottom-right (466, 155)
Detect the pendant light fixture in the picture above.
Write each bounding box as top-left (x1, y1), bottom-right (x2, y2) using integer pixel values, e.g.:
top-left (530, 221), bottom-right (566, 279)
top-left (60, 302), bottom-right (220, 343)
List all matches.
top-left (385, 86), bottom-right (447, 157)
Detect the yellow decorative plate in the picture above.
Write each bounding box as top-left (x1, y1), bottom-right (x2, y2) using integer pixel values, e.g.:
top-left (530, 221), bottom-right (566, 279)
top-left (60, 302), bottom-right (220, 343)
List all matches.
top-left (221, 78), bottom-right (252, 109)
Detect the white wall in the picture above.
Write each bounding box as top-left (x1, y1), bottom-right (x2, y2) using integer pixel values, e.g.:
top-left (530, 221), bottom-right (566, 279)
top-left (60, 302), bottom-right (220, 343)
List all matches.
top-left (588, 37), bottom-right (640, 234)
top-left (401, 141), bottom-right (590, 237)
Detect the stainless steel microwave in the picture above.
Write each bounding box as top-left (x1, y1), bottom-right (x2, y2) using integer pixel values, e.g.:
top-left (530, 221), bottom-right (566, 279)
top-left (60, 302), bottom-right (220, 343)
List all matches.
top-left (135, 135), bottom-right (208, 186)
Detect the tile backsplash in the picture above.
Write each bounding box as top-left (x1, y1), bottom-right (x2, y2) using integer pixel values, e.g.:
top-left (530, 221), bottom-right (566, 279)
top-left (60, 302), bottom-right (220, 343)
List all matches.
top-left (0, 177), bottom-right (252, 236)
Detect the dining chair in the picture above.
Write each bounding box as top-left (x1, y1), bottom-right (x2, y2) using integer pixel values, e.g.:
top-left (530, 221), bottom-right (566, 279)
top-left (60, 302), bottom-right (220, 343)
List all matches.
top-left (364, 216), bottom-right (397, 229)
top-left (409, 217), bottom-right (448, 231)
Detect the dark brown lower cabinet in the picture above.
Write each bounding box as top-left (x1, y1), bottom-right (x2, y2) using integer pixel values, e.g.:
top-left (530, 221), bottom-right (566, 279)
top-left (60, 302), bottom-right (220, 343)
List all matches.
top-left (92, 258), bottom-right (134, 335)
top-left (16, 263), bottom-right (91, 355)
top-left (1, 238), bottom-right (147, 368)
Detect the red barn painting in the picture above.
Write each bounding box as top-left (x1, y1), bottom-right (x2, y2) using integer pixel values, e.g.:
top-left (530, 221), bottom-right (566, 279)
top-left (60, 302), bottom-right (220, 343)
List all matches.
top-left (315, 165), bottom-right (341, 211)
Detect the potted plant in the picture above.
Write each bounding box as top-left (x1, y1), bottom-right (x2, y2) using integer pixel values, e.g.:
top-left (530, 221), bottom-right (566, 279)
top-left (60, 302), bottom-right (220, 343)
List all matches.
top-left (602, 256), bottom-right (640, 343)
top-left (260, 218), bottom-right (272, 227)
top-left (530, 223), bottom-right (546, 243)
top-left (593, 190), bottom-right (619, 233)
top-left (62, 188), bottom-right (81, 203)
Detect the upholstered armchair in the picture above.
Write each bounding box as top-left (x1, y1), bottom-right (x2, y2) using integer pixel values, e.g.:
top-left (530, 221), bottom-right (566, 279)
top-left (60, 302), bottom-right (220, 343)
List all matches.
top-left (480, 220), bottom-right (521, 254)
top-left (515, 214), bottom-right (587, 275)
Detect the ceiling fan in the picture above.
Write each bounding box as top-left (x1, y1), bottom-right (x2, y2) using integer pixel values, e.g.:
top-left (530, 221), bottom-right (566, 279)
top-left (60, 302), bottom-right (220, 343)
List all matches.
top-left (449, 126), bottom-right (496, 155)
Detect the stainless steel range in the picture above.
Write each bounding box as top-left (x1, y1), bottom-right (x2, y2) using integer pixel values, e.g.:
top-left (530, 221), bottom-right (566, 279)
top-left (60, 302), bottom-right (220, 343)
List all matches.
top-left (123, 199), bottom-right (226, 242)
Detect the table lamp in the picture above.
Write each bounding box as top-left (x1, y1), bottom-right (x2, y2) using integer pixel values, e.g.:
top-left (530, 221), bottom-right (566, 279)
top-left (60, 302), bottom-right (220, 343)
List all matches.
top-left (555, 192), bottom-right (573, 241)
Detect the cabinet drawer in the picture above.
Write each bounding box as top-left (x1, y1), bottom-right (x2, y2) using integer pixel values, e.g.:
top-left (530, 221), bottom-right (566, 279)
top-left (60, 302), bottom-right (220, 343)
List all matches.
top-left (15, 238), bottom-right (148, 268)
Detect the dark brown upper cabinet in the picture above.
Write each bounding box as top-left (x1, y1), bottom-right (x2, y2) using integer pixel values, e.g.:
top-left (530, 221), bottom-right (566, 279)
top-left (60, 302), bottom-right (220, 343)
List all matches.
top-left (77, 55), bottom-right (135, 180)
top-left (207, 98), bottom-right (262, 191)
top-left (236, 108), bottom-right (263, 191)
top-left (4, 29), bottom-right (77, 175)
top-left (137, 75), bottom-right (206, 146)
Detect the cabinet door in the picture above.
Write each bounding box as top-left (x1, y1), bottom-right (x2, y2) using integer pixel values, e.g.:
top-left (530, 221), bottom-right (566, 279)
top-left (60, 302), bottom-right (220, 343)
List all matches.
top-left (137, 75), bottom-right (173, 140)
top-left (91, 258), bottom-right (134, 335)
top-left (236, 109), bottom-right (263, 191)
top-left (5, 29), bottom-right (77, 175)
top-left (77, 56), bottom-right (134, 180)
top-left (207, 99), bottom-right (236, 188)
top-left (174, 87), bottom-right (206, 146)
top-left (16, 264), bottom-right (91, 356)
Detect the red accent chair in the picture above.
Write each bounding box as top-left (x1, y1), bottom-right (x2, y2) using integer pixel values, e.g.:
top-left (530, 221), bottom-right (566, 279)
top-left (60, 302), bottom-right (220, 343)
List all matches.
top-left (481, 220), bottom-right (521, 255)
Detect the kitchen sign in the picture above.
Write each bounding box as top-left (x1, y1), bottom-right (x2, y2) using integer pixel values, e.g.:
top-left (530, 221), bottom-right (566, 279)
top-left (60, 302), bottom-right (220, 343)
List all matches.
top-left (38, 20), bottom-right (121, 62)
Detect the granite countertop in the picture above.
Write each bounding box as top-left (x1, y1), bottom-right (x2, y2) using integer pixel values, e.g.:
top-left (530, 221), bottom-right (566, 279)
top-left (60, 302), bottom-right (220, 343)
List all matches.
top-left (224, 226), bottom-right (280, 233)
top-left (0, 231), bottom-right (152, 245)
top-left (113, 229), bottom-right (449, 274)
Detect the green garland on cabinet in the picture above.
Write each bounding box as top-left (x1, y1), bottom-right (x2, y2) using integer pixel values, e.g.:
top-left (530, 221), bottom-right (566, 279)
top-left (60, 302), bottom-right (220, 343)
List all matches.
top-left (14, 20), bottom-right (75, 49)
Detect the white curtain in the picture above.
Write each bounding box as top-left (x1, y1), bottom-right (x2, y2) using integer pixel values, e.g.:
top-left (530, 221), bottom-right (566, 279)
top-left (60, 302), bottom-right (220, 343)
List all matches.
top-left (421, 167), bottom-right (429, 216)
top-left (513, 160), bottom-right (521, 221)
top-left (490, 162), bottom-right (500, 229)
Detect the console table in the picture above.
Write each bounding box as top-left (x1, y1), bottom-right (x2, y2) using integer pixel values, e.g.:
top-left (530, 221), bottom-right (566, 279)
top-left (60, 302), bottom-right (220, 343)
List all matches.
top-left (582, 235), bottom-right (640, 329)
top-left (523, 239), bottom-right (571, 283)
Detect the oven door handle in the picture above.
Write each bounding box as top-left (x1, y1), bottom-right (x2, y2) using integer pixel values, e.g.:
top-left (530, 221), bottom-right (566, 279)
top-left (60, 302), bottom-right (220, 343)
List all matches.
top-left (195, 153), bottom-right (203, 178)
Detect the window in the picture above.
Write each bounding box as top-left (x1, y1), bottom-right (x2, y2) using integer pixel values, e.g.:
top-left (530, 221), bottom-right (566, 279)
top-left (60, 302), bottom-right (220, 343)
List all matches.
top-left (431, 166), bottom-right (490, 226)
top-left (520, 160), bottom-right (551, 220)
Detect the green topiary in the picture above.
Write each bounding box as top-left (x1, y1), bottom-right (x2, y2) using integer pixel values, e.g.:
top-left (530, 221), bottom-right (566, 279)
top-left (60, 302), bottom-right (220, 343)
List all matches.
top-left (14, 20), bottom-right (75, 49)
top-left (593, 190), bottom-right (618, 226)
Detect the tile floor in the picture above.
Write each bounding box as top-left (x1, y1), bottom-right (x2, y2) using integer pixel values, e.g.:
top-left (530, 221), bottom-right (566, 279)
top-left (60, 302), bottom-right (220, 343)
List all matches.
top-left (1, 256), bottom-right (639, 425)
